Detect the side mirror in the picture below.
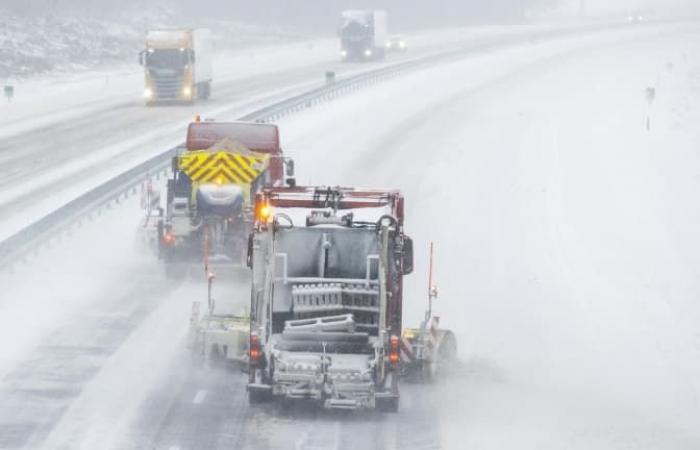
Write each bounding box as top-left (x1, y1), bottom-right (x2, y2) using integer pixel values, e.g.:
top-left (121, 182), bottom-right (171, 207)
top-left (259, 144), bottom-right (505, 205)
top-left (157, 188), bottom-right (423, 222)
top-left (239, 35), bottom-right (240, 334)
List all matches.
top-left (284, 158), bottom-right (295, 177)
top-left (284, 158), bottom-right (296, 187)
top-left (138, 50), bottom-right (145, 66)
top-left (402, 236), bottom-right (414, 275)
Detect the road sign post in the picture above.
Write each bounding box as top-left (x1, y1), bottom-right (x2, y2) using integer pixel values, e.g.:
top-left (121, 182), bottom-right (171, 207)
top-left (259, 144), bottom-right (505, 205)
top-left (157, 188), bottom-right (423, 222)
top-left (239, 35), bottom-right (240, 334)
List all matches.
top-left (4, 85), bottom-right (14, 102)
top-left (645, 87), bottom-right (656, 131)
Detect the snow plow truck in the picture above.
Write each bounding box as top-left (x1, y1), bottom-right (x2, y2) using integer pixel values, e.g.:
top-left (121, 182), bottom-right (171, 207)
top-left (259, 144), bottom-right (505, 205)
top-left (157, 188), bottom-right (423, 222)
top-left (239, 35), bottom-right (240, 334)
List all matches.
top-left (246, 186), bottom-right (414, 411)
top-left (156, 120), bottom-right (295, 275)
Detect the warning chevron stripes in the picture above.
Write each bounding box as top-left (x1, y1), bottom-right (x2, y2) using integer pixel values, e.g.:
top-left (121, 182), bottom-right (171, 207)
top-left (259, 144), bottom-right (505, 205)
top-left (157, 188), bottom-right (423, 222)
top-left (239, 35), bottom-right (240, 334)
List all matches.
top-left (178, 150), bottom-right (268, 184)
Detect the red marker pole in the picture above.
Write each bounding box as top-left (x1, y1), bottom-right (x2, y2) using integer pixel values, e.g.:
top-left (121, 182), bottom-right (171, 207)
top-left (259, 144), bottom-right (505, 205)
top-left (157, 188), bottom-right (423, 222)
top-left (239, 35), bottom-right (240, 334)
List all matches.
top-left (427, 241), bottom-right (434, 321)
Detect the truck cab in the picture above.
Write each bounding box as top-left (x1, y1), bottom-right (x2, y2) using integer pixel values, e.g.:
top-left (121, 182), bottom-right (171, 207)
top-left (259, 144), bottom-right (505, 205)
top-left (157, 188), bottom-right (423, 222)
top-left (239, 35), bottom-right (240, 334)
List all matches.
top-left (339, 10), bottom-right (388, 61)
top-left (139, 29), bottom-right (212, 104)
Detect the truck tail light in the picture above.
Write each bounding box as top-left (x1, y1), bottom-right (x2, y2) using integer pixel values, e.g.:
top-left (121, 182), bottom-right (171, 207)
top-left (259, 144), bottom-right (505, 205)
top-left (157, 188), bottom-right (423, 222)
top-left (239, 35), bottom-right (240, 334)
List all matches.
top-left (249, 333), bottom-right (262, 364)
top-left (388, 335), bottom-right (400, 366)
top-left (163, 232), bottom-right (175, 246)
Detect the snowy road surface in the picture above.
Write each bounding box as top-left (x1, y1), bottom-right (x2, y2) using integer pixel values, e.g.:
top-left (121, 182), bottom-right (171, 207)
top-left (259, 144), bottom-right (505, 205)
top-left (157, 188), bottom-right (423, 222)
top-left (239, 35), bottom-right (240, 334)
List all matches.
top-left (1, 20), bottom-right (700, 449)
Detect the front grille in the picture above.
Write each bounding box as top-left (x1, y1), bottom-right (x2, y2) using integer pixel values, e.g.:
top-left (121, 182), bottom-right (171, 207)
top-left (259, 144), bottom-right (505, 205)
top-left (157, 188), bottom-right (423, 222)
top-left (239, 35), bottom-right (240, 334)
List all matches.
top-left (151, 74), bottom-right (183, 99)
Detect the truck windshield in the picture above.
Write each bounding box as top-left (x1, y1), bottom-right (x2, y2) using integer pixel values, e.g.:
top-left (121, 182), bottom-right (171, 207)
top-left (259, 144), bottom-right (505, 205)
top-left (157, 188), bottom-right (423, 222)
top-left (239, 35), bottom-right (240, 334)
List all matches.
top-left (146, 49), bottom-right (188, 69)
top-left (341, 21), bottom-right (371, 39)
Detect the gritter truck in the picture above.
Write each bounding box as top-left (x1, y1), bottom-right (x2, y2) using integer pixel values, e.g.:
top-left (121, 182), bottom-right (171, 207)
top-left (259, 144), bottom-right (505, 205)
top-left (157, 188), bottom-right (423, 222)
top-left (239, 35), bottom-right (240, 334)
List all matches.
top-left (157, 120), bottom-right (295, 275)
top-left (339, 10), bottom-right (388, 61)
top-left (139, 29), bottom-right (213, 104)
top-left (246, 186), bottom-right (413, 411)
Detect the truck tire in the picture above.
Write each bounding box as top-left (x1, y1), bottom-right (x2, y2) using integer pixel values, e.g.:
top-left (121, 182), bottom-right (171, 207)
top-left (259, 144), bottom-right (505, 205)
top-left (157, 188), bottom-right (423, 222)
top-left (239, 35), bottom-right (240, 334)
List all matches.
top-left (438, 331), bottom-right (458, 362)
top-left (248, 388), bottom-right (270, 404)
top-left (198, 82), bottom-right (211, 100)
top-left (376, 397), bottom-right (399, 413)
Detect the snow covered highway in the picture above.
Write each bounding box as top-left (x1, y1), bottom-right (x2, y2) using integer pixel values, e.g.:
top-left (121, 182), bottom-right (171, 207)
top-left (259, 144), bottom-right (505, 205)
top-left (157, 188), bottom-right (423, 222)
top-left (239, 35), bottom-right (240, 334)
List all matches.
top-left (1, 17), bottom-right (700, 450)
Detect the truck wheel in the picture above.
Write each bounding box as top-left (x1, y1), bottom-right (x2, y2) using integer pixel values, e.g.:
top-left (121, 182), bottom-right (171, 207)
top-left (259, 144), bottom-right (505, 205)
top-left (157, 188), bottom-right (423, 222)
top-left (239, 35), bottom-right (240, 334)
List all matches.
top-left (376, 397), bottom-right (399, 413)
top-left (198, 82), bottom-right (211, 100)
top-left (248, 388), bottom-right (270, 404)
top-left (438, 331), bottom-right (458, 362)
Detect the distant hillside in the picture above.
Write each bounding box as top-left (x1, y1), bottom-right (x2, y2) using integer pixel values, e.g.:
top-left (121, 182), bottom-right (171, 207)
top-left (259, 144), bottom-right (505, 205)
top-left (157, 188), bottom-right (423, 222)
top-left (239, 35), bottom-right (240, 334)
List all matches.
top-left (0, 7), bottom-right (308, 80)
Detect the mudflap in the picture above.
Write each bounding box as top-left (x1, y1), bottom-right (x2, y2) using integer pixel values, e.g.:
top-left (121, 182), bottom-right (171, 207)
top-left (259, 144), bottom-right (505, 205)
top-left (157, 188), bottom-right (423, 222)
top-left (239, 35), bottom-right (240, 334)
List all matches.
top-left (375, 392), bottom-right (400, 413)
top-left (248, 383), bottom-right (273, 404)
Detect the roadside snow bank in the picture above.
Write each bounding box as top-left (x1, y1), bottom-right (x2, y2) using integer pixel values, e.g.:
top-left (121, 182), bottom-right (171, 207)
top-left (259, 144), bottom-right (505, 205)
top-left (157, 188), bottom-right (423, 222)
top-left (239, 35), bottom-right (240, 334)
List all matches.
top-left (0, 8), bottom-right (309, 80)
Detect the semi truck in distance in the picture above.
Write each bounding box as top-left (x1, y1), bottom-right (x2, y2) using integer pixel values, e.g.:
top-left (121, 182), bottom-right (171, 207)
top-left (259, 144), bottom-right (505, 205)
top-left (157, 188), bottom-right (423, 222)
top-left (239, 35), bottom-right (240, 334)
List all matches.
top-left (139, 29), bottom-right (213, 105)
top-left (339, 10), bottom-right (388, 61)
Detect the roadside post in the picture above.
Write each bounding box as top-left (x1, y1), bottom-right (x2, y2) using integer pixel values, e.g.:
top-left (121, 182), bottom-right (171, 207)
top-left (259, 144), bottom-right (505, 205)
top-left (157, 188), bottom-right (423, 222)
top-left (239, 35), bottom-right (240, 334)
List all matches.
top-left (4, 85), bottom-right (14, 102)
top-left (645, 87), bottom-right (655, 131)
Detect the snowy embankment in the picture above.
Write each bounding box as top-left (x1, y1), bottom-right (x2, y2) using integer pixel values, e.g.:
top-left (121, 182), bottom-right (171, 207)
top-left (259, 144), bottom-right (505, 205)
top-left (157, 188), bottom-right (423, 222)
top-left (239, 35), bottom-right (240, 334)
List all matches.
top-left (271, 24), bottom-right (700, 449)
top-left (0, 7), bottom-right (307, 80)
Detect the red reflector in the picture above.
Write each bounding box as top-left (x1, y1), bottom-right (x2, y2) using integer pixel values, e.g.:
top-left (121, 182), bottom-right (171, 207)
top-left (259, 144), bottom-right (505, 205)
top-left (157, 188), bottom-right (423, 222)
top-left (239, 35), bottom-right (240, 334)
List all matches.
top-left (389, 352), bottom-right (400, 365)
top-left (389, 335), bottom-right (400, 365)
top-left (250, 333), bottom-right (261, 362)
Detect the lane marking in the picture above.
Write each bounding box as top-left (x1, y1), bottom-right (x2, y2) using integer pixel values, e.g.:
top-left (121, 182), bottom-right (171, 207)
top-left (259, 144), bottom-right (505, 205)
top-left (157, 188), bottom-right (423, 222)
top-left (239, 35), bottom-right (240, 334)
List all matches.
top-left (333, 420), bottom-right (341, 450)
top-left (193, 389), bottom-right (207, 404)
top-left (169, 446), bottom-right (180, 450)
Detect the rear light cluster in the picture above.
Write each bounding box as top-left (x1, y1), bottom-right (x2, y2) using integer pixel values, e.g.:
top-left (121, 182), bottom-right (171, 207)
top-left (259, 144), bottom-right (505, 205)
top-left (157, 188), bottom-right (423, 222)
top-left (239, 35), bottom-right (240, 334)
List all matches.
top-left (249, 333), bottom-right (262, 364)
top-left (388, 335), bottom-right (400, 366)
top-left (163, 233), bottom-right (175, 246)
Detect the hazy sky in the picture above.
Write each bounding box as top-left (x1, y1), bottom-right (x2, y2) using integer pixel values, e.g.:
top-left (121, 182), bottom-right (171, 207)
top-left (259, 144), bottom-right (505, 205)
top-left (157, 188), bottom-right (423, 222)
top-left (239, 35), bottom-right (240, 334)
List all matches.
top-left (3, 0), bottom-right (698, 29)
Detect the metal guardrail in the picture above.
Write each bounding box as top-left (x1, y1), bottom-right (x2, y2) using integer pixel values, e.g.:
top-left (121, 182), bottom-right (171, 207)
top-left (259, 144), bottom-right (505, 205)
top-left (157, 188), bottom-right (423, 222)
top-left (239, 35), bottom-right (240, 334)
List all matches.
top-left (0, 20), bottom-right (663, 270)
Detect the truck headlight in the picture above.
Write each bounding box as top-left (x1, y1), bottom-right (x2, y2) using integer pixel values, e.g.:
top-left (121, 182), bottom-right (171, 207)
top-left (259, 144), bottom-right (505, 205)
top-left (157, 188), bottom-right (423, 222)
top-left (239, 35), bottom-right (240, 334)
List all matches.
top-left (340, 50), bottom-right (348, 58)
top-left (183, 86), bottom-right (192, 98)
top-left (364, 49), bottom-right (372, 57)
top-left (143, 87), bottom-right (153, 99)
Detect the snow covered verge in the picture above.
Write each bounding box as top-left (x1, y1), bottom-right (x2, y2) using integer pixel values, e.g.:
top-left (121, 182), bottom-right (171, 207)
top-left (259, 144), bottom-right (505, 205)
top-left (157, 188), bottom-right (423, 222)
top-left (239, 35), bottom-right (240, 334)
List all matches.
top-left (0, 7), bottom-right (309, 80)
top-left (277, 25), bottom-right (700, 448)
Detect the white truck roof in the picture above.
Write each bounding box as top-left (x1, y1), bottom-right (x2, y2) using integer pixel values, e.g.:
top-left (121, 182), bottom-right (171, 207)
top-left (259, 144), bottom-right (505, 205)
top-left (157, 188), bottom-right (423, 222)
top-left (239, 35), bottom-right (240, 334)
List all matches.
top-left (146, 29), bottom-right (194, 48)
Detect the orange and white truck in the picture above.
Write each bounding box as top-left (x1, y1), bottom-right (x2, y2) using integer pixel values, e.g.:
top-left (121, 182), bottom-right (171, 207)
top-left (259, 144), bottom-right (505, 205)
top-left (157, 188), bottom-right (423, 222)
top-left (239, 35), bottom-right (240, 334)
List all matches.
top-left (139, 29), bottom-right (213, 104)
